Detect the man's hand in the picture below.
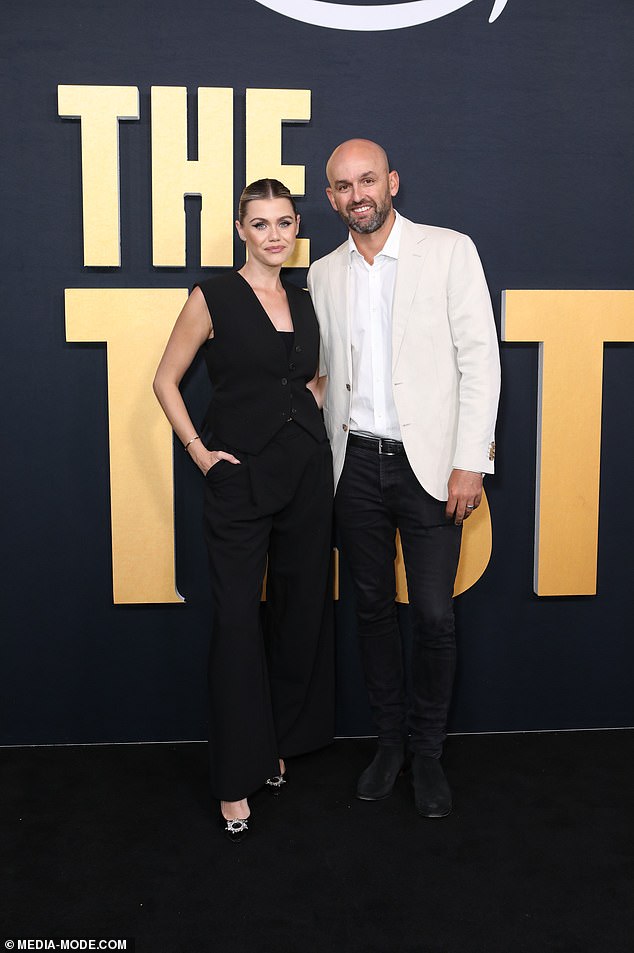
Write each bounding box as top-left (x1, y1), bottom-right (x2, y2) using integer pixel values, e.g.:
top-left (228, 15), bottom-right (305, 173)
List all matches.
top-left (446, 469), bottom-right (483, 525)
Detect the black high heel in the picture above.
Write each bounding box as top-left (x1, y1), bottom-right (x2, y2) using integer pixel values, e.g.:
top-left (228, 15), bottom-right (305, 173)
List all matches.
top-left (219, 811), bottom-right (250, 843)
top-left (265, 771), bottom-right (288, 796)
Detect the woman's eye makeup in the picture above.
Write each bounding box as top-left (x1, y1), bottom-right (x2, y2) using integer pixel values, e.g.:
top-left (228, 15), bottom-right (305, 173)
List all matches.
top-left (250, 219), bottom-right (294, 230)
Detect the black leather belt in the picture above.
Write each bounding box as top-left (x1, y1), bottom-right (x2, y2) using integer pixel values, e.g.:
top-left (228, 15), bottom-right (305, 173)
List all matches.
top-left (348, 433), bottom-right (406, 455)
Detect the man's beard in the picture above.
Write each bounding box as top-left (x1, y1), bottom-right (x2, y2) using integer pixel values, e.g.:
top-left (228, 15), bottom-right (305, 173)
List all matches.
top-left (343, 198), bottom-right (392, 234)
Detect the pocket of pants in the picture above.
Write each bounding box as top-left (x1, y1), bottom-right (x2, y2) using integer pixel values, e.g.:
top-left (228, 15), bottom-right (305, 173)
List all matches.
top-left (205, 459), bottom-right (242, 484)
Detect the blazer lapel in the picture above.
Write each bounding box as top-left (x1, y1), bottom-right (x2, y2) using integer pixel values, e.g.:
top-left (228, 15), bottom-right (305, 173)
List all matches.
top-left (392, 219), bottom-right (429, 371)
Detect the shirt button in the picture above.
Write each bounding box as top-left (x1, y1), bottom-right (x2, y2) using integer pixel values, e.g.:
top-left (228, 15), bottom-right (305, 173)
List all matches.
top-left (342, 424), bottom-right (348, 432)
top-left (291, 408), bottom-right (297, 416)
top-left (281, 378), bottom-right (288, 385)
top-left (289, 362), bottom-right (296, 370)
top-left (295, 345), bottom-right (302, 353)
top-left (346, 384), bottom-right (351, 391)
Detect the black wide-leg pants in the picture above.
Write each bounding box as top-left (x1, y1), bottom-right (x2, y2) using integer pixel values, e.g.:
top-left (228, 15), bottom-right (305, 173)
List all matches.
top-left (203, 422), bottom-right (334, 801)
top-left (335, 443), bottom-right (462, 758)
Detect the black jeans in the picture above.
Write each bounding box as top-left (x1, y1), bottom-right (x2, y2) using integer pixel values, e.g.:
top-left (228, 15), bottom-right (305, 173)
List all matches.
top-left (335, 443), bottom-right (462, 757)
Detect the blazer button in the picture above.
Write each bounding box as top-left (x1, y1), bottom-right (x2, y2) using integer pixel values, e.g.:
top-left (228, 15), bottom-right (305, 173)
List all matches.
top-left (289, 362), bottom-right (296, 370)
top-left (295, 345), bottom-right (302, 353)
top-left (281, 378), bottom-right (288, 385)
top-left (346, 384), bottom-right (351, 391)
top-left (342, 424), bottom-right (348, 432)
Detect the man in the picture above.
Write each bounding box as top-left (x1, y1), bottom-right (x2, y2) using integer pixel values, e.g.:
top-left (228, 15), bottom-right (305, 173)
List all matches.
top-left (307, 139), bottom-right (500, 817)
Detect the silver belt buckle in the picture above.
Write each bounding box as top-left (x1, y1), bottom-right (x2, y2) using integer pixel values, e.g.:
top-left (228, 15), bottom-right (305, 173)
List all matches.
top-left (379, 438), bottom-right (396, 456)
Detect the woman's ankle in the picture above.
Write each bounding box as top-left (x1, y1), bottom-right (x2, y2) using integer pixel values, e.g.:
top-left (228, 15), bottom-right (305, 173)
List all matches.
top-left (221, 797), bottom-right (250, 820)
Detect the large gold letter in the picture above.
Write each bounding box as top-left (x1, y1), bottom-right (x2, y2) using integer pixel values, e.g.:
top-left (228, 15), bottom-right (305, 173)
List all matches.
top-left (245, 88), bottom-right (311, 268)
top-left (65, 288), bottom-right (188, 604)
top-left (503, 290), bottom-right (634, 595)
top-left (58, 85), bottom-right (139, 267)
top-left (151, 87), bottom-right (233, 267)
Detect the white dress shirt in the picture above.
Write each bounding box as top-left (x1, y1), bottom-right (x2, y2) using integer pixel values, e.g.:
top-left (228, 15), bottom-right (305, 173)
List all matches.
top-left (348, 210), bottom-right (403, 440)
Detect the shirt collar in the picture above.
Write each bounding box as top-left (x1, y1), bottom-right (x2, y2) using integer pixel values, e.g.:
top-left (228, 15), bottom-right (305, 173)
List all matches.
top-left (348, 209), bottom-right (402, 261)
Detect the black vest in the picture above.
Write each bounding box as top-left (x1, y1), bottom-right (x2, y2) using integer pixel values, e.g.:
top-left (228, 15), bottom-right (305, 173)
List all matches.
top-left (196, 273), bottom-right (327, 454)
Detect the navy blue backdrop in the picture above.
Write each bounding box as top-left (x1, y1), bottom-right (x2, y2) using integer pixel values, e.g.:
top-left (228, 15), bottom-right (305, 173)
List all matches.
top-left (2, 0), bottom-right (633, 745)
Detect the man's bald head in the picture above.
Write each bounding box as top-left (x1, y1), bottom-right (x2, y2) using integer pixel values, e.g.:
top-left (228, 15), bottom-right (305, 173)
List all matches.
top-left (324, 139), bottom-right (399, 237)
top-left (326, 139), bottom-right (390, 186)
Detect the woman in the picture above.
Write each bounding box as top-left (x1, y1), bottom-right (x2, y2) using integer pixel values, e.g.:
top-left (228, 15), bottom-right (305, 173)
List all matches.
top-left (153, 179), bottom-right (334, 842)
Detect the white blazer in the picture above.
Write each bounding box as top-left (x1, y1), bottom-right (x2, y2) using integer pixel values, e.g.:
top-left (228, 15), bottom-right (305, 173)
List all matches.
top-left (307, 215), bottom-right (501, 501)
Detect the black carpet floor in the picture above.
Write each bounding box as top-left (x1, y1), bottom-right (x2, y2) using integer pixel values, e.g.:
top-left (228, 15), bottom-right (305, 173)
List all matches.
top-left (2, 731), bottom-right (633, 953)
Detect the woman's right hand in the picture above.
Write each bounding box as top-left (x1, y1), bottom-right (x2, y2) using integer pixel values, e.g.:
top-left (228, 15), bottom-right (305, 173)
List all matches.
top-left (188, 442), bottom-right (241, 476)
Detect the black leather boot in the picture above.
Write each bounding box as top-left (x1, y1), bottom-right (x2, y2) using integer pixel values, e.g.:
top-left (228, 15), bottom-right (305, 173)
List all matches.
top-left (356, 743), bottom-right (406, 800)
top-left (411, 754), bottom-right (452, 817)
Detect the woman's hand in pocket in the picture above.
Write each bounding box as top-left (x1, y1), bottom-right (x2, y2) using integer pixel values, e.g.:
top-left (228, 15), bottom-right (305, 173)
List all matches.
top-left (187, 442), bottom-right (241, 476)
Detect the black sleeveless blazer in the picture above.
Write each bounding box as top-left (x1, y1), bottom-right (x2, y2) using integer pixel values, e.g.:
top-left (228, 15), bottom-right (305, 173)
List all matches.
top-left (195, 272), bottom-right (327, 454)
